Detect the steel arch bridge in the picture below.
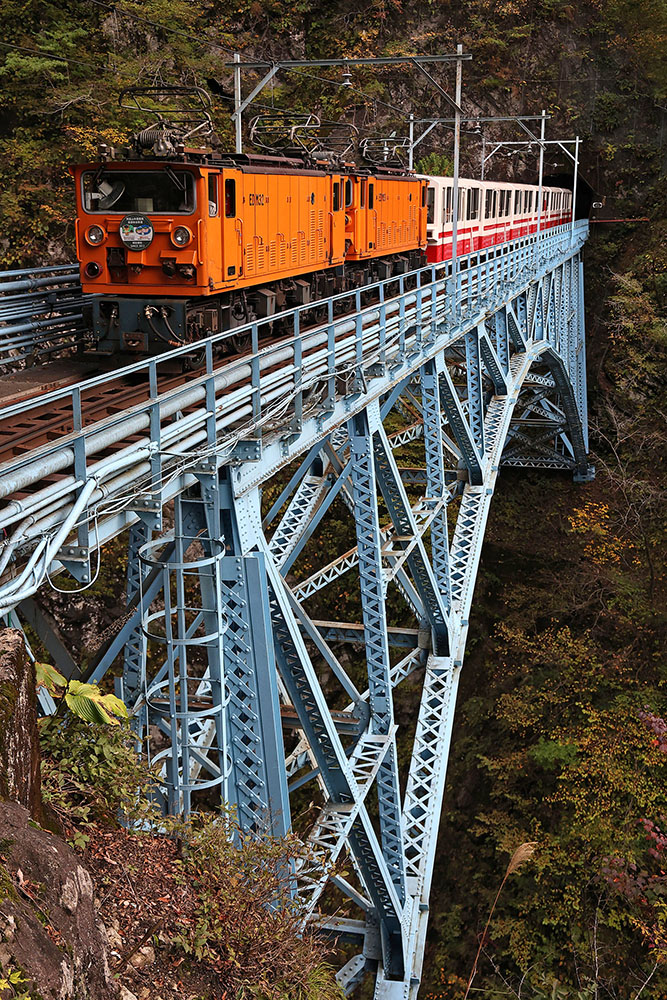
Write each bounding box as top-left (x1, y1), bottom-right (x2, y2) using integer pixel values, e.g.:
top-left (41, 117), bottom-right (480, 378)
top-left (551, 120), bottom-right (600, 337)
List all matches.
top-left (0, 220), bottom-right (590, 996)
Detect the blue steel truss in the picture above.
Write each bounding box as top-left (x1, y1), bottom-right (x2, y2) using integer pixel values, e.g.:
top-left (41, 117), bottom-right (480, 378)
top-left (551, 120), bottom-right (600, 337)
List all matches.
top-left (0, 221), bottom-right (592, 996)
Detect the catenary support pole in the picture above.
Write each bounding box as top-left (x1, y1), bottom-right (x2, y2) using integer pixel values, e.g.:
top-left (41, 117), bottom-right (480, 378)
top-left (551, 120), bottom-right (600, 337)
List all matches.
top-left (234, 52), bottom-right (242, 154)
top-left (537, 108), bottom-right (546, 236)
top-left (451, 43), bottom-right (463, 302)
top-left (571, 135), bottom-right (580, 238)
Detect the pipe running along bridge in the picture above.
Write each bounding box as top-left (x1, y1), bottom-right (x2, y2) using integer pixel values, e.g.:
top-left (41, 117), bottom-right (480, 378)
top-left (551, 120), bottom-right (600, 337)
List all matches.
top-left (0, 218), bottom-right (591, 996)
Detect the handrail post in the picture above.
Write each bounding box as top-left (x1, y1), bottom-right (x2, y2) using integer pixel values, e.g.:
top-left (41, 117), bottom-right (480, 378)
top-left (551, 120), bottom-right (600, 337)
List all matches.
top-left (234, 53), bottom-right (243, 154)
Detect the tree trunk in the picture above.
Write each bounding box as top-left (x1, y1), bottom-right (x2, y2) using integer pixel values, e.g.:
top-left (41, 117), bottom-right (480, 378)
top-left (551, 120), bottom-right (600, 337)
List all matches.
top-left (0, 627), bottom-right (43, 821)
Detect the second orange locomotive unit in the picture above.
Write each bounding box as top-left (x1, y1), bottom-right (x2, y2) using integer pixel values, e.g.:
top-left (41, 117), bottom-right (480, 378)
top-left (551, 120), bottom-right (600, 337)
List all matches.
top-left (73, 148), bottom-right (428, 354)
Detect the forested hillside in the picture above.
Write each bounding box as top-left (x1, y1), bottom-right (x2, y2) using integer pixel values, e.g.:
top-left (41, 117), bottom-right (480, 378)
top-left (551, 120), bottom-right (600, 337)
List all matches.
top-left (1, 1), bottom-right (666, 997)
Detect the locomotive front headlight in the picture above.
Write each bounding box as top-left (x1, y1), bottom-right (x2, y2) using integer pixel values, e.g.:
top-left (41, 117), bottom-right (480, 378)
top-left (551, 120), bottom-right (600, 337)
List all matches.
top-left (85, 225), bottom-right (106, 246)
top-left (171, 226), bottom-right (192, 248)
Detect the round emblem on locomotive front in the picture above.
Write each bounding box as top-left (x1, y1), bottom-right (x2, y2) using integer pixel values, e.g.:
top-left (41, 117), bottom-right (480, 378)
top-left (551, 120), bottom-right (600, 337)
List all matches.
top-left (119, 214), bottom-right (154, 251)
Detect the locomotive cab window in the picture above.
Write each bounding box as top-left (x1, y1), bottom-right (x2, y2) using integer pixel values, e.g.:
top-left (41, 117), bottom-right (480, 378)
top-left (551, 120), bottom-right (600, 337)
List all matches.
top-left (360, 179), bottom-right (366, 208)
top-left (333, 182), bottom-right (341, 212)
top-left (368, 183), bottom-right (374, 210)
top-left (345, 178), bottom-right (353, 208)
top-left (224, 179), bottom-right (236, 218)
top-left (82, 170), bottom-right (195, 214)
top-left (208, 174), bottom-right (219, 217)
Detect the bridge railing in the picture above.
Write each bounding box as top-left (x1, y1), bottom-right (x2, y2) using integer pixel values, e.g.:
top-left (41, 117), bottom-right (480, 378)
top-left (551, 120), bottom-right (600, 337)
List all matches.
top-left (0, 222), bottom-right (584, 424)
top-left (0, 263), bottom-right (90, 368)
top-left (0, 221), bottom-right (588, 611)
top-left (0, 222), bottom-right (581, 376)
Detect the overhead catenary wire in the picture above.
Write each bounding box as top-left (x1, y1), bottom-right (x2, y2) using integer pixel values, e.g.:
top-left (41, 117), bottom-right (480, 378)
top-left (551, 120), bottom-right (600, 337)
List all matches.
top-left (0, 40), bottom-right (99, 68)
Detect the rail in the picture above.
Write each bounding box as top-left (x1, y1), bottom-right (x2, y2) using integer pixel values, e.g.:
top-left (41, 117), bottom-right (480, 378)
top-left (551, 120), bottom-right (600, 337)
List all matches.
top-left (0, 263), bottom-right (90, 368)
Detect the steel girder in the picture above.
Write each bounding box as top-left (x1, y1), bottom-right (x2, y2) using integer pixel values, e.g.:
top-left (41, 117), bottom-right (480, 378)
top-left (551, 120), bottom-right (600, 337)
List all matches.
top-left (122, 520), bottom-right (150, 704)
top-left (0, 224), bottom-right (591, 996)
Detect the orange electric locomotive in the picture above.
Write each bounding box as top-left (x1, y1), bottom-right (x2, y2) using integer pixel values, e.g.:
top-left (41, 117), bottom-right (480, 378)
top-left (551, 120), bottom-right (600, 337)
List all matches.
top-left (72, 94), bottom-right (427, 356)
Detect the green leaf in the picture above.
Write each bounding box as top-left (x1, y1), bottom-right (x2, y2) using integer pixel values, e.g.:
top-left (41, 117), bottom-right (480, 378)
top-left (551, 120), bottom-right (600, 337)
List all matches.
top-left (99, 692), bottom-right (129, 720)
top-left (64, 680), bottom-right (128, 725)
top-left (35, 661), bottom-right (67, 695)
top-left (65, 691), bottom-right (115, 724)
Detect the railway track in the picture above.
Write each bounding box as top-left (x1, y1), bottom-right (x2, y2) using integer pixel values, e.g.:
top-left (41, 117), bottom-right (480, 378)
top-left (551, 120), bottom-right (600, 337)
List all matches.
top-left (0, 242), bottom-right (524, 466)
top-left (0, 226), bottom-right (577, 606)
top-left (0, 299), bottom-right (387, 470)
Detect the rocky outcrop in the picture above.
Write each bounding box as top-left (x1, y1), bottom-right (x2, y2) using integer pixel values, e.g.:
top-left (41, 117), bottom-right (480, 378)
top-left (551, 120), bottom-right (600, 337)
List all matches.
top-left (0, 802), bottom-right (117, 998)
top-left (0, 629), bottom-right (117, 996)
top-left (0, 629), bottom-right (42, 820)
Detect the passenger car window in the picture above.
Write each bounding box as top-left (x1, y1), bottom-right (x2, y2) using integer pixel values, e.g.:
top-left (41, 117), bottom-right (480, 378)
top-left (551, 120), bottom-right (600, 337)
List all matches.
top-left (426, 187), bottom-right (435, 225)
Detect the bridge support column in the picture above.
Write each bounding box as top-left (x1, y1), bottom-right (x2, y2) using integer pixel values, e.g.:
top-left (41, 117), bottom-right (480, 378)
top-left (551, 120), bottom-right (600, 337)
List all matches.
top-left (349, 408), bottom-right (407, 905)
top-left (122, 520), bottom-right (150, 706)
top-left (216, 550), bottom-right (290, 835)
top-left (420, 360), bottom-right (451, 610)
top-left (465, 328), bottom-right (486, 455)
top-left (115, 476), bottom-right (291, 833)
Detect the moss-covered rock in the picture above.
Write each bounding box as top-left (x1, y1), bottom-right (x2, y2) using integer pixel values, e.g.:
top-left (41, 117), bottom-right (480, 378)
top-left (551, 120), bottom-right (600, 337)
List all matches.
top-left (0, 802), bottom-right (116, 999)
